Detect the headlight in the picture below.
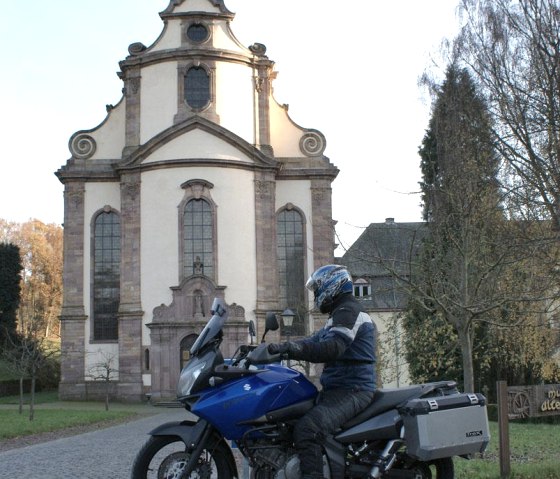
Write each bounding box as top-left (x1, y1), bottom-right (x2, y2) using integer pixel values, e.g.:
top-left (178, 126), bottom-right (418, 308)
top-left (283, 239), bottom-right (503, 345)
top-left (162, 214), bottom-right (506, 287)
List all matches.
top-left (177, 361), bottom-right (207, 397)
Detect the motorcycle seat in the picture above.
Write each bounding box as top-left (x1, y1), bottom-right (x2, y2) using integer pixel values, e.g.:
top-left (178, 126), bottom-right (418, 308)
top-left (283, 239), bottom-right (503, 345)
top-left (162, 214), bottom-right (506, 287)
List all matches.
top-left (342, 386), bottom-right (423, 430)
top-left (342, 381), bottom-right (457, 430)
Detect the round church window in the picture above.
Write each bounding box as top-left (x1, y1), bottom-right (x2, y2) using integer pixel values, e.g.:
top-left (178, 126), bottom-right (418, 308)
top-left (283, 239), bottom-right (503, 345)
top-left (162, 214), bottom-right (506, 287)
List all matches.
top-left (187, 23), bottom-right (208, 43)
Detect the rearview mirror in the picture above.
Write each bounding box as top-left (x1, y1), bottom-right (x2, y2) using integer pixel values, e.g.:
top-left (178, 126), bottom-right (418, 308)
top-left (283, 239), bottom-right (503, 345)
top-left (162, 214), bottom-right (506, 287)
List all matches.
top-left (261, 312), bottom-right (279, 343)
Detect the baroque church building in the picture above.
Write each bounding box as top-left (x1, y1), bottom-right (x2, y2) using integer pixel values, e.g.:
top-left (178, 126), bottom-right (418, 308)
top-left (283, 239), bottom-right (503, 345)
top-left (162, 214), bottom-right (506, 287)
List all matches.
top-left (56, 0), bottom-right (338, 402)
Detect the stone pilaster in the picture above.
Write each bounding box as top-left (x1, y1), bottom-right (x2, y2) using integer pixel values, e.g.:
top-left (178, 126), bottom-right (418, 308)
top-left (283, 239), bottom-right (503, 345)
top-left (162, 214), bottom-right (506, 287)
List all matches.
top-left (311, 178), bottom-right (336, 269)
top-left (253, 55), bottom-right (275, 156)
top-left (118, 172), bottom-right (143, 401)
top-left (254, 173), bottom-right (278, 337)
top-left (59, 181), bottom-right (87, 399)
top-left (123, 66), bottom-right (141, 157)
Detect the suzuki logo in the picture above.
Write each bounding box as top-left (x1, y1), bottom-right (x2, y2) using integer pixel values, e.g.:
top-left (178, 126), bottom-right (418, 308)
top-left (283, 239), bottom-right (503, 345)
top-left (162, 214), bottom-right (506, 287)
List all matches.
top-left (243, 384), bottom-right (251, 391)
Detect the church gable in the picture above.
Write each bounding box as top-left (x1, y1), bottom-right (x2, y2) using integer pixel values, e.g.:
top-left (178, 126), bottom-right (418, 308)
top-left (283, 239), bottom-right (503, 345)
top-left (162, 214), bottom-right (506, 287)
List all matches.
top-left (119, 117), bottom-right (277, 170)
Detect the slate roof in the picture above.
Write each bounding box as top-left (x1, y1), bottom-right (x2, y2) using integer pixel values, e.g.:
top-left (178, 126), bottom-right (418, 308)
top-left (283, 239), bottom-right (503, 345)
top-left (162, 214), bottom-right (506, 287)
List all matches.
top-left (341, 219), bottom-right (426, 310)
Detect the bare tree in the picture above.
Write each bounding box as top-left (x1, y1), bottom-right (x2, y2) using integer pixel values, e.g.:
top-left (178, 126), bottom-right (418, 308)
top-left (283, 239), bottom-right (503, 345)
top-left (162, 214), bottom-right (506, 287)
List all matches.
top-left (456, 0), bottom-right (560, 227)
top-left (86, 352), bottom-right (120, 411)
top-left (3, 325), bottom-right (60, 421)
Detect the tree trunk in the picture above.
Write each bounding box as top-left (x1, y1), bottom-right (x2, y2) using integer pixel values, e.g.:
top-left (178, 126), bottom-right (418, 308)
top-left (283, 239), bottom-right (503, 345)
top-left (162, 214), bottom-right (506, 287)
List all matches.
top-left (457, 326), bottom-right (475, 393)
top-left (105, 380), bottom-right (110, 411)
top-left (18, 376), bottom-right (24, 415)
top-left (29, 372), bottom-right (36, 421)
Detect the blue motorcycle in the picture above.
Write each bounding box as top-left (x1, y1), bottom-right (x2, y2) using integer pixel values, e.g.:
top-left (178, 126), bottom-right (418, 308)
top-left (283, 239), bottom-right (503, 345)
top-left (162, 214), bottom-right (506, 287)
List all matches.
top-left (131, 298), bottom-right (489, 479)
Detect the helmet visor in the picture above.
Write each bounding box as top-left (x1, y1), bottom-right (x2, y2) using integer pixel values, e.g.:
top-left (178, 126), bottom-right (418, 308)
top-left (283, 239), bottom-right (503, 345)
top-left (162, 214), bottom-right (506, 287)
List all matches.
top-left (305, 275), bottom-right (318, 292)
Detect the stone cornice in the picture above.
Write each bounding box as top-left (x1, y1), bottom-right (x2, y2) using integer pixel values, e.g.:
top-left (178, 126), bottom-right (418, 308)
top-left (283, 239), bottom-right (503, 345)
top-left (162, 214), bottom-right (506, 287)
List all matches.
top-left (55, 159), bottom-right (120, 183)
top-left (119, 48), bottom-right (260, 73)
top-left (160, 0), bottom-right (234, 17)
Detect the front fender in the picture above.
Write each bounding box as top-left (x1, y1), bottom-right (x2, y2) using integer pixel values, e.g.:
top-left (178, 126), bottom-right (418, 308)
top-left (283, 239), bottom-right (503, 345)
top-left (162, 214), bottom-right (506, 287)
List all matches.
top-left (149, 419), bottom-right (238, 477)
top-left (149, 418), bottom-right (204, 447)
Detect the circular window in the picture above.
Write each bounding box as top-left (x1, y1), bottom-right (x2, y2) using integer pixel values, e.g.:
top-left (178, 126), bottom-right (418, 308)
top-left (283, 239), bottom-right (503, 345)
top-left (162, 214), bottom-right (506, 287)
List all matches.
top-left (187, 23), bottom-right (208, 43)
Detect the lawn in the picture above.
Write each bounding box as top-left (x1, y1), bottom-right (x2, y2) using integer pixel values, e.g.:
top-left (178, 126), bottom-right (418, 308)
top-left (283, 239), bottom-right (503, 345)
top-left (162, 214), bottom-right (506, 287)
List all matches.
top-left (0, 390), bottom-right (153, 441)
top-left (0, 408), bottom-right (135, 440)
top-left (454, 420), bottom-right (560, 478)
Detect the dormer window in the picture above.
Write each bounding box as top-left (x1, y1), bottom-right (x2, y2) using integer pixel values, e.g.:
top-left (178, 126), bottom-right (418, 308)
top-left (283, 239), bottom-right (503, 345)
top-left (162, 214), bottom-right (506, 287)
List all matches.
top-left (354, 278), bottom-right (371, 298)
top-left (185, 66), bottom-right (210, 109)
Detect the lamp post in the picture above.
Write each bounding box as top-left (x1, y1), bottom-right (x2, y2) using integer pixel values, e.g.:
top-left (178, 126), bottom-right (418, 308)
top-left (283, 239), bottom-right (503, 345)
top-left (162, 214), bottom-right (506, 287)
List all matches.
top-left (281, 308), bottom-right (295, 367)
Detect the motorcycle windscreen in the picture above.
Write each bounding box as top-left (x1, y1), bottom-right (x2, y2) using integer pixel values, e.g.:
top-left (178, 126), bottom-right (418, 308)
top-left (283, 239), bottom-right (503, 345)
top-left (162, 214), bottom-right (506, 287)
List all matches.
top-left (190, 298), bottom-right (228, 355)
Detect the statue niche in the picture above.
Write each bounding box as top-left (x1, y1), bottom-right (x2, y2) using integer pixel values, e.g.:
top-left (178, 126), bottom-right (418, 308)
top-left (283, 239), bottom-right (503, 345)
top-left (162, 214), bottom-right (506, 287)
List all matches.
top-left (151, 276), bottom-right (225, 324)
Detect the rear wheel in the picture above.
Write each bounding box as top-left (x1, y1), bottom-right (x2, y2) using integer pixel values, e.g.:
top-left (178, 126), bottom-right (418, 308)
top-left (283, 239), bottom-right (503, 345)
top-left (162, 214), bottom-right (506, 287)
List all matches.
top-left (131, 435), bottom-right (234, 479)
top-left (399, 457), bottom-right (454, 478)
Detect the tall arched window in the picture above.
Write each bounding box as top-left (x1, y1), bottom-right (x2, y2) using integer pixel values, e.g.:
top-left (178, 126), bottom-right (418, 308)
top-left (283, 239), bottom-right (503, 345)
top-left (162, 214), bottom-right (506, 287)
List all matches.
top-left (183, 198), bottom-right (214, 279)
top-left (184, 66), bottom-right (210, 109)
top-left (277, 208), bottom-right (305, 335)
top-left (93, 210), bottom-right (120, 341)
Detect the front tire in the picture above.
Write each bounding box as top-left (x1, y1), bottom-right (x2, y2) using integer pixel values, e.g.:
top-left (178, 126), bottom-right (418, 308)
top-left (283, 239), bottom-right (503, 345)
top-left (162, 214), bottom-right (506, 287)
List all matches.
top-left (131, 435), bottom-right (234, 479)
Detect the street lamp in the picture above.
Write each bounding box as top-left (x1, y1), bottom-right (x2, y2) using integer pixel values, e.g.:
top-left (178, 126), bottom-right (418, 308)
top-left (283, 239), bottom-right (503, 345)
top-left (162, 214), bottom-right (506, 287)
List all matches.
top-left (281, 308), bottom-right (295, 366)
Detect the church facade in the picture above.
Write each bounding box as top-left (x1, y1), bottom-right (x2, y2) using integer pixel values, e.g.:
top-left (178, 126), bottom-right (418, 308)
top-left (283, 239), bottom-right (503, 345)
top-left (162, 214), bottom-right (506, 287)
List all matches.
top-left (56, 0), bottom-right (338, 402)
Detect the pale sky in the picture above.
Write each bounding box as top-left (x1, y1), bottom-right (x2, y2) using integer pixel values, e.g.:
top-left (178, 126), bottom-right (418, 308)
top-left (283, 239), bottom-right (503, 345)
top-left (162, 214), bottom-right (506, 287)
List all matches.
top-left (0, 0), bottom-right (460, 254)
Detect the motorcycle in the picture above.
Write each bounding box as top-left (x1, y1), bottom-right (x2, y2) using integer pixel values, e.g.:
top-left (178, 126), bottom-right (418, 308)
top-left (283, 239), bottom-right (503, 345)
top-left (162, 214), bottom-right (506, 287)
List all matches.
top-left (131, 298), bottom-right (490, 479)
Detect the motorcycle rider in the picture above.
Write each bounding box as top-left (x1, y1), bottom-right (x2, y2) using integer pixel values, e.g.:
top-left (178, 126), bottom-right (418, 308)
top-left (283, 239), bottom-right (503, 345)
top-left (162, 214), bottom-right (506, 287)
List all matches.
top-left (268, 264), bottom-right (377, 479)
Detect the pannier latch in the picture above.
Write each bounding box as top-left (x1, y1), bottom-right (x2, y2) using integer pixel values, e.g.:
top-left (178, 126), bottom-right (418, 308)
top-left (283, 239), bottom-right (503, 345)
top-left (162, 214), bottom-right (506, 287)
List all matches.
top-left (467, 394), bottom-right (479, 405)
top-left (428, 399), bottom-right (439, 411)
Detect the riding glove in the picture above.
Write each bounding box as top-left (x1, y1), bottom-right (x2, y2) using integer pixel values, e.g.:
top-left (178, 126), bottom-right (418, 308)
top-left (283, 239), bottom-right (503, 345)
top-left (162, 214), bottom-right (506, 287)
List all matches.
top-left (268, 341), bottom-right (303, 358)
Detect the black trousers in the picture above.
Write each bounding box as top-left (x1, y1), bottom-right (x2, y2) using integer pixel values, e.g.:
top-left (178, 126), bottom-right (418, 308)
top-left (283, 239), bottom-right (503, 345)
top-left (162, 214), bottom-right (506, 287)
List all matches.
top-left (293, 389), bottom-right (374, 479)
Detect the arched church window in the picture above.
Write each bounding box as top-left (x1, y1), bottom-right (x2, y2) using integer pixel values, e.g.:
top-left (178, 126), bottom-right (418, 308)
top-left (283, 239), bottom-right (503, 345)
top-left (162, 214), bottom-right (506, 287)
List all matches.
top-left (184, 66), bottom-right (210, 109)
top-left (92, 210), bottom-right (120, 341)
top-left (183, 198), bottom-right (214, 280)
top-left (277, 207), bottom-right (306, 336)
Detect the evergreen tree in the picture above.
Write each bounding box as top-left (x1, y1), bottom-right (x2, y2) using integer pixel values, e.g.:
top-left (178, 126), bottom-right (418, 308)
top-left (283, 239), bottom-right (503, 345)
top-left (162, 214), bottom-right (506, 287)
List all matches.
top-left (0, 243), bottom-right (23, 338)
top-left (406, 65), bottom-right (503, 392)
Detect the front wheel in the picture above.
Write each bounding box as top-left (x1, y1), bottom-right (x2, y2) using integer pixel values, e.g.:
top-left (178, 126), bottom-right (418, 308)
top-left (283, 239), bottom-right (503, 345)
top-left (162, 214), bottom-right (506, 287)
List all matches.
top-left (131, 435), bottom-right (234, 479)
top-left (399, 457), bottom-right (454, 479)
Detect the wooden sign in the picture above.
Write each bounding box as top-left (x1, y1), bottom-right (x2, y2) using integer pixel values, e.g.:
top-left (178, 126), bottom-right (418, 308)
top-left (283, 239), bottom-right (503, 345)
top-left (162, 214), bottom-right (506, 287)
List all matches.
top-left (507, 384), bottom-right (560, 419)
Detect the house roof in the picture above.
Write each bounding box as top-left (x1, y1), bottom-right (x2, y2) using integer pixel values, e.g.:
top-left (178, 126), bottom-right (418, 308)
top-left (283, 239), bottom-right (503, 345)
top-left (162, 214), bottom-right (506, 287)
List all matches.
top-left (341, 219), bottom-right (427, 310)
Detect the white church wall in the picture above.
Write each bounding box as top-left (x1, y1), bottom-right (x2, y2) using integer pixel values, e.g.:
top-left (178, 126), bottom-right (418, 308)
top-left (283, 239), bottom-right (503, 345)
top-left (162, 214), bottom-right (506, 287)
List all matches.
top-left (141, 62), bottom-right (180, 143)
top-left (212, 168), bottom-right (257, 320)
top-left (140, 166), bottom-right (257, 344)
top-left (215, 62), bottom-right (254, 143)
top-left (268, 98), bottom-right (309, 158)
top-left (142, 129), bottom-right (254, 163)
top-left (86, 101), bottom-right (126, 160)
top-left (148, 17), bottom-right (181, 53)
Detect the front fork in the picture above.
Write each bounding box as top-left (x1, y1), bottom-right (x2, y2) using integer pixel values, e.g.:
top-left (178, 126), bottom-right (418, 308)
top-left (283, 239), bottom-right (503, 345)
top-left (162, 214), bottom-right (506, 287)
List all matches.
top-left (150, 418), bottom-right (237, 479)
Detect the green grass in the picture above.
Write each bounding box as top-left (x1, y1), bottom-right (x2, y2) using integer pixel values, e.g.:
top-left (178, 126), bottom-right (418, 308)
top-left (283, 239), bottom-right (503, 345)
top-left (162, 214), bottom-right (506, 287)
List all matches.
top-left (0, 409), bottom-right (135, 440)
top-left (455, 421), bottom-right (560, 478)
top-left (0, 389), bottom-right (59, 405)
top-left (0, 390), bottom-right (155, 441)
